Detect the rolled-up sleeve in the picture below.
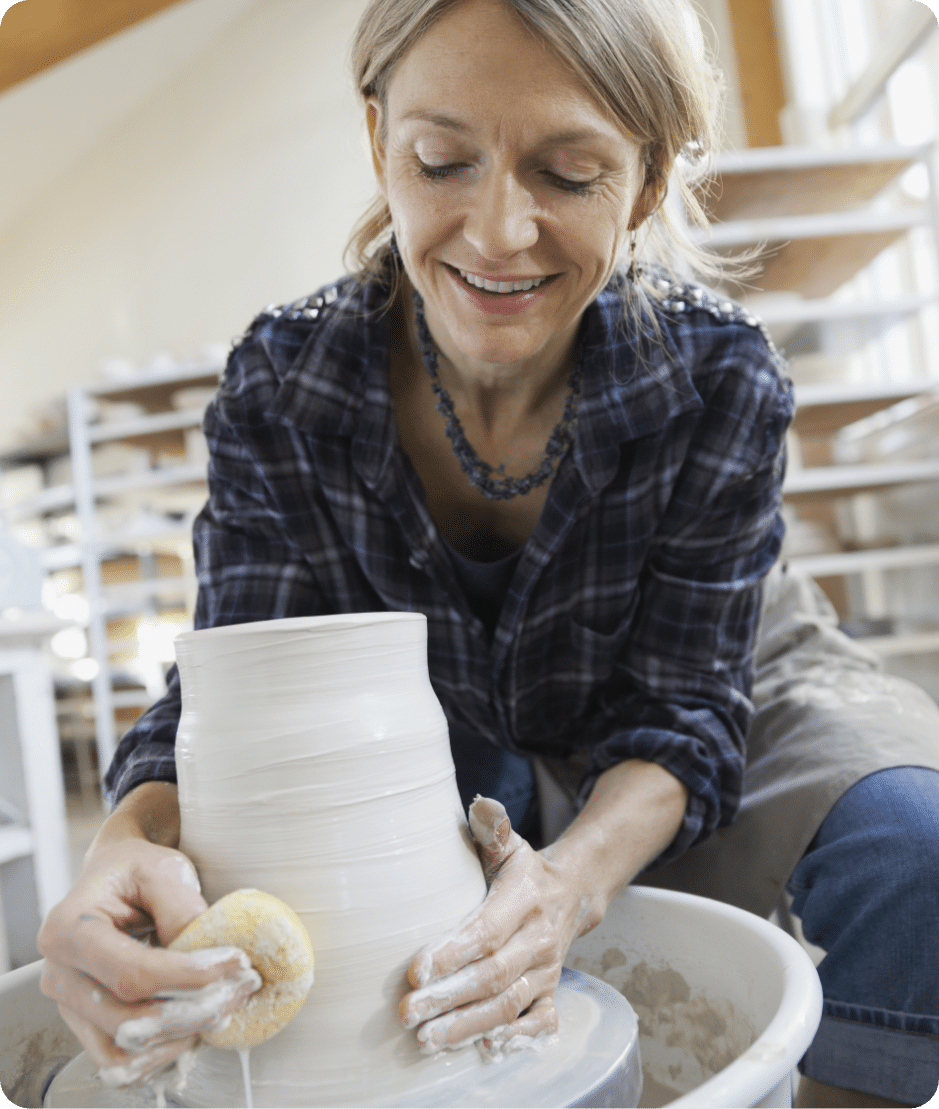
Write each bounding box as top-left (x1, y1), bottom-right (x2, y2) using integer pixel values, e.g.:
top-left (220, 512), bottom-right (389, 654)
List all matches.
top-left (578, 341), bottom-right (793, 864)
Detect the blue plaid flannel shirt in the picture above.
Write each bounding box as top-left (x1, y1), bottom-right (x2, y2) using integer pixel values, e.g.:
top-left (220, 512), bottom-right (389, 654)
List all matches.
top-left (105, 266), bottom-right (793, 865)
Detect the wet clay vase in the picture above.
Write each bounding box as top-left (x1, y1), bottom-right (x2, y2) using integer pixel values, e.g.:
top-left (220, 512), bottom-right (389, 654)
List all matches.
top-left (46, 611), bottom-right (644, 1109)
top-left (174, 613), bottom-right (488, 1108)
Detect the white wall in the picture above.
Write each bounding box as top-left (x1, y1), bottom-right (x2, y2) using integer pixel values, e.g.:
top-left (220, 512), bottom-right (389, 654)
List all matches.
top-left (0, 0), bottom-right (374, 453)
top-left (0, 0), bottom-right (753, 456)
top-left (0, 0), bottom-right (259, 233)
top-left (693, 0), bottom-right (749, 152)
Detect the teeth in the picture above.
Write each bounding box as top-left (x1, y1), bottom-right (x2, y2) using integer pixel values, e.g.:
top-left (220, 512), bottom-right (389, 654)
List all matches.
top-left (458, 270), bottom-right (547, 293)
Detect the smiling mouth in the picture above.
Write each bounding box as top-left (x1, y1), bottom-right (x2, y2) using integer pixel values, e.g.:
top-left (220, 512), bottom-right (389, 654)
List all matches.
top-left (449, 265), bottom-right (555, 295)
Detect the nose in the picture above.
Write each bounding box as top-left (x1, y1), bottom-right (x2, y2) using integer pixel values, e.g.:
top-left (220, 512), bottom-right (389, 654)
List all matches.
top-left (462, 171), bottom-right (538, 259)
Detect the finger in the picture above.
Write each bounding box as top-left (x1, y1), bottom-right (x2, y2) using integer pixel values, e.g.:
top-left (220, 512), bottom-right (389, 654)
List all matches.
top-left (38, 848), bottom-right (220, 1004)
top-left (402, 959), bottom-right (496, 1028)
top-left (98, 1038), bottom-right (198, 1090)
top-left (42, 951), bottom-right (256, 1044)
top-left (42, 917), bottom-right (249, 1006)
top-left (42, 961), bottom-right (151, 1040)
top-left (58, 1003), bottom-right (196, 1086)
top-left (414, 974), bottom-right (545, 1054)
top-left (133, 853), bottom-right (209, 948)
top-left (40, 848), bottom-right (208, 959)
top-left (468, 795), bottom-right (525, 881)
top-left (406, 854), bottom-right (536, 990)
top-left (402, 949), bottom-right (543, 1030)
top-left (115, 964), bottom-right (262, 1052)
top-left (478, 996), bottom-right (560, 1059)
top-left (406, 901), bottom-right (490, 990)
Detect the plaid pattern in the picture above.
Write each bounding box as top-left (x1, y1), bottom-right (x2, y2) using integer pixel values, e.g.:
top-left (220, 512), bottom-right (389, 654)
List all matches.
top-left (106, 265), bottom-right (792, 864)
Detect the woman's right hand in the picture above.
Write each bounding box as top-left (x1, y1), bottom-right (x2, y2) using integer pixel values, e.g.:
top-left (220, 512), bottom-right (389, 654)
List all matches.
top-left (36, 783), bottom-right (253, 1086)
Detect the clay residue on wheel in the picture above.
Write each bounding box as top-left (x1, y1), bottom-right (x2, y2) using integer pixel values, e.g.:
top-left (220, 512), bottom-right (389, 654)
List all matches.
top-left (600, 947), bottom-right (628, 972)
top-left (567, 954), bottom-right (758, 1097)
top-left (622, 963), bottom-right (691, 1012)
top-left (639, 1072), bottom-right (684, 1108)
top-left (4, 1025), bottom-right (81, 1108)
top-left (621, 961), bottom-right (756, 1083)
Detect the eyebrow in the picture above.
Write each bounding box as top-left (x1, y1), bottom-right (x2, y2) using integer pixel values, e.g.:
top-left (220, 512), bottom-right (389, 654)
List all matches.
top-left (401, 111), bottom-right (610, 147)
top-left (402, 110), bottom-right (472, 133)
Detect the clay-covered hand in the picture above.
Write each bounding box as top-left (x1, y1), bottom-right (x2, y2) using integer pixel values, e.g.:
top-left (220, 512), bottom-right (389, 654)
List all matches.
top-left (37, 837), bottom-right (256, 1087)
top-left (398, 795), bottom-right (592, 1057)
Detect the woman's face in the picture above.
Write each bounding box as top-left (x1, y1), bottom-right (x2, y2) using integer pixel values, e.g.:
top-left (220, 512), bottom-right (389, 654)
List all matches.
top-left (369, 0), bottom-right (644, 371)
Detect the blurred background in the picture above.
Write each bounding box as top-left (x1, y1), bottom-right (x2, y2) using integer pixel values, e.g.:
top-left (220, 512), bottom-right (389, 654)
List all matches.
top-left (0, 0), bottom-right (937, 969)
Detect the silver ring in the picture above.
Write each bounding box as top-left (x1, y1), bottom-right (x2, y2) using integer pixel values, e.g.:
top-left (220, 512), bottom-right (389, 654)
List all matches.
top-left (517, 974), bottom-right (532, 1008)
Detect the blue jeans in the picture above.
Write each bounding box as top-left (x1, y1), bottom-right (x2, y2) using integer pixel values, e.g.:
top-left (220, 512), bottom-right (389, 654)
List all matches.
top-left (788, 767), bottom-right (939, 1105)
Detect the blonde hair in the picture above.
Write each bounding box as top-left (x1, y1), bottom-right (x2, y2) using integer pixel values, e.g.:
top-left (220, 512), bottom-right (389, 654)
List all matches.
top-left (346, 0), bottom-right (729, 311)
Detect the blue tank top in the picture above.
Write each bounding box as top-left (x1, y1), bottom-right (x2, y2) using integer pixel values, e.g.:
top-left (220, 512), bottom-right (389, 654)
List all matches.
top-left (444, 534), bottom-right (522, 639)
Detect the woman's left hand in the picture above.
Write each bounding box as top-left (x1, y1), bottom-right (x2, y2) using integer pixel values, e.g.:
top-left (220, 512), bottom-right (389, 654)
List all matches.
top-left (398, 795), bottom-right (593, 1056)
top-left (400, 762), bottom-right (690, 1055)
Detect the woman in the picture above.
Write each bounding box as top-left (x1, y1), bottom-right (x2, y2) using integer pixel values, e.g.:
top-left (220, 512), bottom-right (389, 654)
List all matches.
top-left (38, 1), bottom-right (939, 1106)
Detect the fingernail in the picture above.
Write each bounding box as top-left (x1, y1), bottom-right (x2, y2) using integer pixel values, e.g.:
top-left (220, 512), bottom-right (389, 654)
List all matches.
top-left (416, 1028), bottom-right (440, 1054)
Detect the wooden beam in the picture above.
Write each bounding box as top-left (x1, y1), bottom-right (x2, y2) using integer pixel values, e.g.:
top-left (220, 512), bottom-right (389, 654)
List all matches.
top-left (725, 0), bottom-right (787, 147)
top-left (0, 0), bottom-right (192, 94)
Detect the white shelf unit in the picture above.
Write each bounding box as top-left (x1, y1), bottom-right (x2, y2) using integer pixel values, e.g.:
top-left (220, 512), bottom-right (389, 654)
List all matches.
top-left (0, 430), bottom-right (71, 540)
top-left (0, 432), bottom-right (95, 805)
top-left (67, 365), bottom-right (221, 779)
top-left (784, 457), bottom-right (939, 500)
top-left (0, 647), bottom-right (71, 970)
top-left (757, 293), bottom-right (937, 356)
top-left (701, 142), bottom-right (939, 660)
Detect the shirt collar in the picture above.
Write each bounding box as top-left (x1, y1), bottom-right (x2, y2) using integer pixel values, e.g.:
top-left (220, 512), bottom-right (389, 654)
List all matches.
top-left (266, 273), bottom-right (397, 489)
top-left (571, 280), bottom-right (703, 491)
top-left (270, 266), bottom-right (705, 494)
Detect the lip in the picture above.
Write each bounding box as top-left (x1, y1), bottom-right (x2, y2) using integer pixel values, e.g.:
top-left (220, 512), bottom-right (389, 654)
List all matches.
top-left (445, 264), bottom-right (555, 316)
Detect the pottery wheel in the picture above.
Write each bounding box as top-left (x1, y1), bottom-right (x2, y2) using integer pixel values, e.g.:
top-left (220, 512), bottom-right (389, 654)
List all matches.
top-left (45, 969), bottom-right (642, 1109)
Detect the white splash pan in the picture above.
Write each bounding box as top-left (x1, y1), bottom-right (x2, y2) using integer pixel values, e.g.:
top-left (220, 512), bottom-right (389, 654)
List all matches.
top-left (568, 885), bottom-right (824, 1108)
top-left (1, 885), bottom-right (821, 1108)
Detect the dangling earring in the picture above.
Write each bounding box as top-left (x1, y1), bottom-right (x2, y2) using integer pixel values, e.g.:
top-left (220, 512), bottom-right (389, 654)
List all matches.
top-left (626, 227), bottom-right (640, 281)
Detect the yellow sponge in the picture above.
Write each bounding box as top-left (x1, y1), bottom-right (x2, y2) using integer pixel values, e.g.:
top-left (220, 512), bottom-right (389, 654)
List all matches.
top-left (169, 888), bottom-right (314, 1049)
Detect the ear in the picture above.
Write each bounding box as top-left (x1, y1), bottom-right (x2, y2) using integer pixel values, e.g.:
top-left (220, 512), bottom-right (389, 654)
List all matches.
top-left (628, 172), bottom-right (667, 231)
top-left (366, 97), bottom-right (387, 191)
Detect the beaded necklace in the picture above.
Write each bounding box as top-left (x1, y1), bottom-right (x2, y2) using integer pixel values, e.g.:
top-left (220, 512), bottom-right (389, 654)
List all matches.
top-left (411, 289), bottom-right (583, 501)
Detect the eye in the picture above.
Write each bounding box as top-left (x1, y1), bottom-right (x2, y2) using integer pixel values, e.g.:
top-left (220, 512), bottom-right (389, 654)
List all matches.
top-left (417, 160), bottom-right (464, 181)
top-left (544, 171), bottom-right (596, 196)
